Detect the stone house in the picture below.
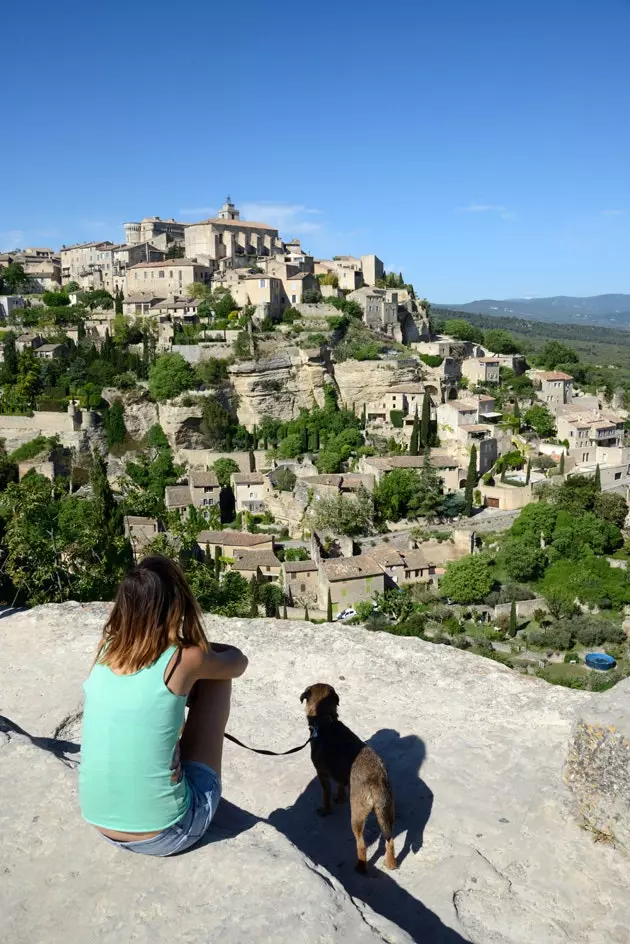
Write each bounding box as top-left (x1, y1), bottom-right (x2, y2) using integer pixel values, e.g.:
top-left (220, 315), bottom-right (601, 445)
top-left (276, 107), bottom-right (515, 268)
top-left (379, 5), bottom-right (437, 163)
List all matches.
top-left (126, 259), bottom-right (212, 299)
top-left (164, 471), bottom-right (220, 513)
top-left (556, 410), bottom-right (624, 463)
top-left (282, 272), bottom-right (320, 306)
top-left (314, 258), bottom-right (363, 292)
top-left (283, 560), bottom-right (319, 605)
top-left (479, 481), bottom-right (534, 510)
top-left (232, 471), bottom-right (267, 513)
top-left (295, 473), bottom-right (375, 505)
top-left (124, 516), bottom-right (162, 559)
top-left (531, 371), bottom-right (574, 410)
top-left (317, 555), bottom-right (385, 614)
top-left (347, 286), bottom-right (398, 334)
top-left (196, 529), bottom-right (274, 560)
top-left (33, 343), bottom-right (64, 360)
top-left (366, 383), bottom-right (427, 426)
top-left (232, 550), bottom-right (282, 584)
top-left (358, 453), bottom-right (462, 492)
top-left (461, 357), bottom-right (501, 386)
top-left (16, 332), bottom-right (45, 353)
top-left (60, 241), bottom-right (115, 283)
top-left (363, 541), bottom-right (462, 588)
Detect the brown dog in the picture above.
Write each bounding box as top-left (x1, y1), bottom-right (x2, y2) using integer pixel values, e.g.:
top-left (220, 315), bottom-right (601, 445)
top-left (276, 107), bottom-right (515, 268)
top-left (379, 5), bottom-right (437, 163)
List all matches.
top-left (300, 682), bottom-right (397, 873)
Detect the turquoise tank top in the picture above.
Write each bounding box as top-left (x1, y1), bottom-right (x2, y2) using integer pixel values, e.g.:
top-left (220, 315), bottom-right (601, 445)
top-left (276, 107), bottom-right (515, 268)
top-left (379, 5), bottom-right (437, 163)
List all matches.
top-left (79, 645), bottom-right (191, 831)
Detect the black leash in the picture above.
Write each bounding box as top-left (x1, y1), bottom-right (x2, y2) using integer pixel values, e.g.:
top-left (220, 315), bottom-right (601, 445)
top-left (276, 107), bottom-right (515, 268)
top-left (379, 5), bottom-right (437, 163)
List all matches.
top-left (224, 732), bottom-right (312, 756)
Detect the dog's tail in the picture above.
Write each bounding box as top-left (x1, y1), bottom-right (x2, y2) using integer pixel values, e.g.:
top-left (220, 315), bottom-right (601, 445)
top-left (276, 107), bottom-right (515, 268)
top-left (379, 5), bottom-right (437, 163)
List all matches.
top-left (374, 789), bottom-right (395, 841)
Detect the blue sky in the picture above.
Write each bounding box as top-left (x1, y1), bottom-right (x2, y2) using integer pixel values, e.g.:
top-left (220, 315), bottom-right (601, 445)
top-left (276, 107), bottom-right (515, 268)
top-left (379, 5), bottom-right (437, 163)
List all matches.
top-left (1, 0), bottom-right (628, 302)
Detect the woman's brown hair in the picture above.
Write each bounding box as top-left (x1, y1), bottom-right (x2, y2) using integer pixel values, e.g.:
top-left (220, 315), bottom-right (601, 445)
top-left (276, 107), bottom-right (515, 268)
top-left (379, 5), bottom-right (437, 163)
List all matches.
top-left (97, 555), bottom-right (208, 673)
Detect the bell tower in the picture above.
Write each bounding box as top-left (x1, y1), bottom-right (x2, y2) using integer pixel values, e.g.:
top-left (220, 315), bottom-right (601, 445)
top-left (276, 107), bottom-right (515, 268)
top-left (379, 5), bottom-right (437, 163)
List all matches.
top-left (217, 195), bottom-right (240, 221)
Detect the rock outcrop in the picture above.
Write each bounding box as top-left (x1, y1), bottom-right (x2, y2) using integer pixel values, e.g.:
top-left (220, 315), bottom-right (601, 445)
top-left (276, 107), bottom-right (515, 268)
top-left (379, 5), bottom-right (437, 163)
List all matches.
top-left (333, 357), bottom-right (423, 412)
top-left (2, 604), bottom-right (629, 943)
top-left (229, 351), bottom-right (328, 427)
top-left (101, 387), bottom-right (159, 442)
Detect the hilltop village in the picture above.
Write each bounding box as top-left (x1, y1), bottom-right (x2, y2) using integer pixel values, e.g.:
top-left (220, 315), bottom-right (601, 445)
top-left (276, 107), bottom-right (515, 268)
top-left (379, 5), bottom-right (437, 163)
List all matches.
top-left (1, 198), bottom-right (630, 690)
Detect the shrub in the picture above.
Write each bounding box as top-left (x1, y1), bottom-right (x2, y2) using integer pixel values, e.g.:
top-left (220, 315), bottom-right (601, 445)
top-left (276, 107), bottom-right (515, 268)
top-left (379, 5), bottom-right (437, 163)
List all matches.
top-left (389, 409), bottom-right (404, 429)
top-left (418, 354), bottom-right (443, 368)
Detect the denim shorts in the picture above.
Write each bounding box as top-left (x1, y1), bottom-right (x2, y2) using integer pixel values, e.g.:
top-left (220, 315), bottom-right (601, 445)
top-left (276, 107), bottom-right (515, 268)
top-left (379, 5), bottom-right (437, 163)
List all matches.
top-left (103, 761), bottom-right (222, 857)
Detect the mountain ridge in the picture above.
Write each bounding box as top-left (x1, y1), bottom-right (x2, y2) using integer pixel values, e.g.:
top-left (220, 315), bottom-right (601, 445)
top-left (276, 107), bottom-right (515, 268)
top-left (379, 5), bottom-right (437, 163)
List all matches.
top-left (436, 294), bottom-right (630, 327)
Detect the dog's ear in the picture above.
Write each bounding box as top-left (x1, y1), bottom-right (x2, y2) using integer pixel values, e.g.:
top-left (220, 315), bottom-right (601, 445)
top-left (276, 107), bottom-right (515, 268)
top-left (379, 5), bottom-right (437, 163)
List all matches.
top-left (300, 687), bottom-right (311, 703)
top-left (330, 687), bottom-right (339, 706)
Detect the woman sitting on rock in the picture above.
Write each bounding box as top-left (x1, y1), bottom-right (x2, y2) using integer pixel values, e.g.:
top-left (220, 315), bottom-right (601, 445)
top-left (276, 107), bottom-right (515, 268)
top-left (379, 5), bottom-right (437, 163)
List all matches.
top-left (79, 554), bottom-right (248, 856)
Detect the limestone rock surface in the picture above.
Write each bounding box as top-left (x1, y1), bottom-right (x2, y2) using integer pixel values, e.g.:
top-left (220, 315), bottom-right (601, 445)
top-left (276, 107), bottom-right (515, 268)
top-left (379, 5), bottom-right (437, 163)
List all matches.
top-left (228, 353), bottom-right (327, 427)
top-left (1, 604), bottom-right (629, 944)
top-left (333, 359), bottom-right (422, 413)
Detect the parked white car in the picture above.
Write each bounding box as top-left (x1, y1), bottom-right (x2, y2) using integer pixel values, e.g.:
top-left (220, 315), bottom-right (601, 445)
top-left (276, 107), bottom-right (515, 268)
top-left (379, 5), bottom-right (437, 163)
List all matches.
top-left (335, 607), bottom-right (356, 622)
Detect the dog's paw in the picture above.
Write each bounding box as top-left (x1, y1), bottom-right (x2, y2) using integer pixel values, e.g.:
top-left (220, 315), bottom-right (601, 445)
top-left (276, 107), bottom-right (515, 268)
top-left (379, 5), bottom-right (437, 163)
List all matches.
top-left (384, 856), bottom-right (398, 871)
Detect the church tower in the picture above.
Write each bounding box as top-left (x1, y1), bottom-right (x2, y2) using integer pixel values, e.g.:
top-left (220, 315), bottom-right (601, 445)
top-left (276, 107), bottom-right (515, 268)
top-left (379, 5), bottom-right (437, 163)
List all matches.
top-left (217, 195), bottom-right (240, 221)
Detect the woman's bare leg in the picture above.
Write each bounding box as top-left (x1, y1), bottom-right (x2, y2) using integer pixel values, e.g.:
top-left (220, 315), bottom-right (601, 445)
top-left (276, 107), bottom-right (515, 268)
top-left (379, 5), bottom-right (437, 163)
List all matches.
top-left (180, 679), bottom-right (232, 778)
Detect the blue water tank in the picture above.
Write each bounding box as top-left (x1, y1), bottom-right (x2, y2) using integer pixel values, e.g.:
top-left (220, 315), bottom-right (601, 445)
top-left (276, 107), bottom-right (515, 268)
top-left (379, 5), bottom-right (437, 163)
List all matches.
top-left (585, 653), bottom-right (616, 671)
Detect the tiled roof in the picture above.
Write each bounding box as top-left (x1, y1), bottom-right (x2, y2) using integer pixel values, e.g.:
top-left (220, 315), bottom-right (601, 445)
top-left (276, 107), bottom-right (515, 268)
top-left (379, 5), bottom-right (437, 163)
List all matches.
top-left (232, 472), bottom-right (265, 485)
top-left (192, 217), bottom-right (278, 231)
top-left (190, 470), bottom-right (219, 488)
top-left (283, 559), bottom-right (319, 573)
top-left (233, 550), bottom-right (281, 570)
top-left (535, 371), bottom-right (574, 381)
top-left (128, 259), bottom-right (207, 269)
top-left (197, 530), bottom-right (272, 547)
top-left (164, 485), bottom-right (192, 507)
top-left (322, 555), bottom-right (383, 581)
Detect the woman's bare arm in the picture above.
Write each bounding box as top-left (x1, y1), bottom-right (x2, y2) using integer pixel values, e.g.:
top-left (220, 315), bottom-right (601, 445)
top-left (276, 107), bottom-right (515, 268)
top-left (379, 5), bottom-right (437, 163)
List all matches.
top-left (186, 643), bottom-right (249, 682)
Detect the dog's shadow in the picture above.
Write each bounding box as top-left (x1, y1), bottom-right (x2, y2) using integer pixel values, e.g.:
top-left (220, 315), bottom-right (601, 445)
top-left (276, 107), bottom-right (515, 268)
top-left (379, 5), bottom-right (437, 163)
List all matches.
top-left (268, 728), bottom-right (468, 943)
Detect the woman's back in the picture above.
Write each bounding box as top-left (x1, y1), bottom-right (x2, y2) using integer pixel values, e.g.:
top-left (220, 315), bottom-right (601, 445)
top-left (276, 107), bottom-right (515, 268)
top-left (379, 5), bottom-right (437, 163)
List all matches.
top-left (79, 645), bottom-right (190, 832)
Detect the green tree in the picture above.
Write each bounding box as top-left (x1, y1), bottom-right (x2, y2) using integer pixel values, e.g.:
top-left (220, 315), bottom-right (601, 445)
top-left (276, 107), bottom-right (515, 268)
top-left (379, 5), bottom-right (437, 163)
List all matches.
top-left (200, 398), bottom-right (238, 449)
top-left (416, 449), bottom-right (443, 518)
top-left (327, 588), bottom-right (333, 622)
top-left (273, 467), bottom-right (297, 492)
top-left (559, 452), bottom-right (565, 475)
top-left (594, 464), bottom-right (601, 493)
top-left (257, 583), bottom-right (285, 617)
top-left (509, 600), bottom-right (517, 637)
top-left (148, 353), bottom-right (196, 401)
top-left (304, 603), bottom-right (310, 621)
top-left (409, 406), bottom-right (419, 456)
top-left (594, 492), bottom-right (628, 529)
top-left (0, 262), bottom-right (28, 293)
top-left (464, 445), bottom-right (477, 517)
top-left (89, 449), bottom-right (133, 591)
top-left (420, 390), bottom-right (431, 449)
top-left (499, 538), bottom-right (546, 581)
top-left (233, 331), bottom-right (251, 359)
top-left (248, 575), bottom-right (259, 616)
top-left (42, 290), bottom-right (70, 307)
top-left (212, 457), bottom-right (240, 488)
top-left (484, 329), bottom-right (519, 355)
top-left (440, 555), bottom-right (494, 604)
top-left (0, 333), bottom-right (18, 381)
top-left (103, 400), bottom-right (126, 447)
top-left (524, 404), bottom-right (556, 438)
top-left (442, 319), bottom-right (484, 343)
top-left (313, 486), bottom-right (374, 536)
top-left (114, 286), bottom-right (124, 315)
top-left (373, 468), bottom-right (426, 523)
top-left (536, 342), bottom-right (579, 371)
top-left (525, 458), bottom-right (531, 485)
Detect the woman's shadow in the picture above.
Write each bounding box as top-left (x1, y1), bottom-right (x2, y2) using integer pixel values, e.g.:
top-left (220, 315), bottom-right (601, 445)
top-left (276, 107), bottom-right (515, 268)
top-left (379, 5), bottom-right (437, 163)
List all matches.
top-left (268, 728), bottom-right (469, 943)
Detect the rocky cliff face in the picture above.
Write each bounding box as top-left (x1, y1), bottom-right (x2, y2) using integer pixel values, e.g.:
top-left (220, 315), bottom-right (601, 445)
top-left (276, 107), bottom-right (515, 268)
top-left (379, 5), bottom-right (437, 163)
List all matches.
top-left (101, 387), bottom-right (159, 442)
top-left (2, 603), bottom-right (629, 944)
top-left (229, 351), bottom-right (329, 427)
top-left (333, 358), bottom-right (423, 412)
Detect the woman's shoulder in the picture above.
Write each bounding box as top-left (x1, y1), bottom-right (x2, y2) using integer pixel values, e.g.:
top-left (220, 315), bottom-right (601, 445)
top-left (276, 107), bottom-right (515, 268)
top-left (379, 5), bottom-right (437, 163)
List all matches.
top-left (179, 645), bottom-right (207, 670)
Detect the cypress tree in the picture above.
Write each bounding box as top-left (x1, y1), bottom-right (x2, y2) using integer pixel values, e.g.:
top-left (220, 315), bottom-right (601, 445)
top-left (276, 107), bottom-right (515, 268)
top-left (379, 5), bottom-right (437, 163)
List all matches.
top-left (327, 589), bottom-right (333, 622)
top-left (559, 452), bottom-right (565, 475)
top-left (500, 466), bottom-right (507, 484)
top-left (525, 458), bottom-right (531, 485)
top-left (513, 399), bottom-right (521, 429)
top-left (594, 463), bottom-right (601, 492)
top-left (509, 600), bottom-right (517, 638)
top-left (409, 406), bottom-right (420, 456)
top-left (304, 603), bottom-right (310, 621)
top-left (420, 390), bottom-right (431, 448)
top-left (282, 600), bottom-right (288, 620)
top-left (248, 449), bottom-right (255, 472)
top-left (214, 544), bottom-right (221, 579)
top-left (361, 403), bottom-right (367, 429)
top-left (464, 444), bottom-right (477, 517)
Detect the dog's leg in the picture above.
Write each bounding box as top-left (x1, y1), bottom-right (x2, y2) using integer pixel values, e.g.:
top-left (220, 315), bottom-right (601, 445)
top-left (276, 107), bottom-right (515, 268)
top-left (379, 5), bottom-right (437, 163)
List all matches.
top-left (351, 796), bottom-right (371, 874)
top-left (317, 773), bottom-right (332, 816)
top-left (334, 783), bottom-right (347, 805)
top-left (375, 794), bottom-right (398, 870)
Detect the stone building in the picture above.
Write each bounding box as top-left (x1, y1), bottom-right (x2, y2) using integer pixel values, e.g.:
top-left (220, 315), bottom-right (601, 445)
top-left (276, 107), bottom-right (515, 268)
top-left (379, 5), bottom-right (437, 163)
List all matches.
top-left (0, 295), bottom-right (26, 320)
top-left (0, 248), bottom-right (61, 292)
top-left (124, 516), bottom-right (162, 559)
top-left (283, 559), bottom-right (319, 606)
top-left (317, 555), bottom-right (385, 615)
top-left (164, 471), bottom-right (221, 513)
top-left (185, 198), bottom-right (283, 263)
top-left (126, 259), bottom-right (212, 299)
top-left (347, 286), bottom-right (399, 334)
top-left (195, 529), bottom-right (274, 560)
top-left (232, 471), bottom-right (267, 513)
top-left (358, 452), bottom-right (462, 492)
top-left (123, 217), bottom-right (188, 248)
top-left (461, 357), bottom-right (501, 386)
top-left (232, 550), bottom-right (282, 584)
top-left (532, 371), bottom-right (574, 410)
top-left (60, 241), bottom-right (115, 283)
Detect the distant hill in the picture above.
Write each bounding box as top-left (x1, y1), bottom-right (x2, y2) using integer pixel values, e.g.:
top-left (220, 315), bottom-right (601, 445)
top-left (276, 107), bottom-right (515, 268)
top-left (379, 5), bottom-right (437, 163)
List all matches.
top-left (435, 294), bottom-right (630, 327)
